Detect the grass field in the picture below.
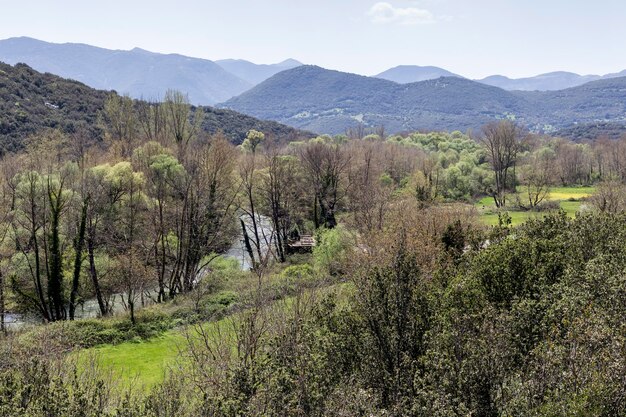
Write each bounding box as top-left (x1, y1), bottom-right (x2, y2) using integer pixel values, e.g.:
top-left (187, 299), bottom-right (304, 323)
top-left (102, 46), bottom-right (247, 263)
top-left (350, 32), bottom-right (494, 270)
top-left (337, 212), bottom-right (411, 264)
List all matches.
top-left (82, 315), bottom-right (238, 389)
top-left (477, 186), bottom-right (595, 226)
top-left (87, 331), bottom-right (185, 388)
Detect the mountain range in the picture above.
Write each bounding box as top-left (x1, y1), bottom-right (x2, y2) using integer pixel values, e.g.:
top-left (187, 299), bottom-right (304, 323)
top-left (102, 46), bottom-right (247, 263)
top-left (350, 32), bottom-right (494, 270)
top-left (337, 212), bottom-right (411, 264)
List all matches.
top-left (220, 65), bottom-right (626, 135)
top-left (2, 37), bottom-right (626, 139)
top-left (477, 70), bottom-right (626, 91)
top-left (0, 37), bottom-right (301, 105)
top-left (215, 58), bottom-right (303, 85)
top-left (2, 37), bottom-right (626, 106)
top-left (373, 65), bottom-right (626, 91)
top-left (0, 61), bottom-right (310, 153)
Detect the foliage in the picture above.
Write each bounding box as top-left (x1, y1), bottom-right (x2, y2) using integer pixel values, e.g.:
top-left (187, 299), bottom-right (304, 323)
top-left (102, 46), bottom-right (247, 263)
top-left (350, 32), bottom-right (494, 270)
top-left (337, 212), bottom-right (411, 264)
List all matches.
top-left (0, 62), bottom-right (106, 153)
top-left (312, 226), bottom-right (352, 275)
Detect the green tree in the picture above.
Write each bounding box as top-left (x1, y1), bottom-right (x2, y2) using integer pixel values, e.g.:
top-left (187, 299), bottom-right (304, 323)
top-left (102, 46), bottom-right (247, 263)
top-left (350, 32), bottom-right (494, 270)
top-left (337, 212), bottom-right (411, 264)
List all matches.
top-left (241, 129), bottom-right (265, 154)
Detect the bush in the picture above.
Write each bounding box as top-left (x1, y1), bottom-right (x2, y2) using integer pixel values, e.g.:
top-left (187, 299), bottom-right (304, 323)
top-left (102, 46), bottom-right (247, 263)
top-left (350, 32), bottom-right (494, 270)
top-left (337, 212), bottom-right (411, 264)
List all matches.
top-left (272, 264), bottom-right (318, 295)
top-left (312, 226), bottom-right (352, 276)
top-left (534, 199), bottom-right (560, 212)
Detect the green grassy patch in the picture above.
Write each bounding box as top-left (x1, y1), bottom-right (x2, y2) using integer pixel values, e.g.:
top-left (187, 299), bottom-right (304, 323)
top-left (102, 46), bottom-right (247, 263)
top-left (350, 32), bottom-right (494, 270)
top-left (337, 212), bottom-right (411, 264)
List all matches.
top-left (544, 186), bottom-right (595, 201)
top-left (480, 210), bottom-right (539, 226)
top-left (83, 283), bottom-right (351, 389)
top-left (477, 186), bottom-right (595, 226)
top-left (88, 331), bottom-right (185, 388)
top-left (84, 315), bottom-right (238, 389)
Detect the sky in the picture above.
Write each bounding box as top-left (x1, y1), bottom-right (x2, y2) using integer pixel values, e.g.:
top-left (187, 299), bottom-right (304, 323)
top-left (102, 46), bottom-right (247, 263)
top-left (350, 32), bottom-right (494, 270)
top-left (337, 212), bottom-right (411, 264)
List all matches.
top-left (0, 0), bottom-right (624, 79)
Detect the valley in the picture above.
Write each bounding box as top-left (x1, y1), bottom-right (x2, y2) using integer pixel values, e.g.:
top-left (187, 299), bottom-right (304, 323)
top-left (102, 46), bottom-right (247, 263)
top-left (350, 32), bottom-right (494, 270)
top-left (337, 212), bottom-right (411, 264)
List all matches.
top-left (1, 5), bottom-right (626, 413)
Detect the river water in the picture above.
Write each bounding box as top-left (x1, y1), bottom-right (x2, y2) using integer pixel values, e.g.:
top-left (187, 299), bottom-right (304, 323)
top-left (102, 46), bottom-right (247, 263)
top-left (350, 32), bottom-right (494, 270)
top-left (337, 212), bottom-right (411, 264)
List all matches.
top-left (225, 214), bottom-right (275, 270)
top-left (3, 214), bottom-right (275, 330)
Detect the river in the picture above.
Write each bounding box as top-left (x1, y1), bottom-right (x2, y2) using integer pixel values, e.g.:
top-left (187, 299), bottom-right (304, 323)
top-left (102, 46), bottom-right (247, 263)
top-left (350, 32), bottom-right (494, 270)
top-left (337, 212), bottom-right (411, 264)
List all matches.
top-left (3, 214), bottom-right (275, 330)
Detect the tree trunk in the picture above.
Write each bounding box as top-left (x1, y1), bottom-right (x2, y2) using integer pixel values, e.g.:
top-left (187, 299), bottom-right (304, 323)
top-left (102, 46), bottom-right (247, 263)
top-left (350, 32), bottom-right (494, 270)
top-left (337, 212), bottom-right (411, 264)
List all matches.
top-left (128, 291), bottom-right (135, 325)
top-left (0, 270), bottom-right (5, 335)
top-left (48, 197), bottom-right (65, 321)
top-left (69, 197), bottom-right (89, 320)
top-left (241, 218), bottom-right (256, 270)
top-left (31, 209), bottom-right (49, 322)
top-left (157, 197), bottom-right (167, 302)
top-left (87, 233), bottom-right (108, 317)
top-left (272, 211), bottom-right (285, 263)
top-left (313, 195), bottom-right (320, 229)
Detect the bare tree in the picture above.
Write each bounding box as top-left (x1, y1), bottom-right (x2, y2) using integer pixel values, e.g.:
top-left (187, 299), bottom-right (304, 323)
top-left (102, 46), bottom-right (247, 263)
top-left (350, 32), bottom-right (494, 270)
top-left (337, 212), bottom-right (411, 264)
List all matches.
top-left (590, 179), bottom-right (626, 213)
top-left (518, 147), bottom-right (555, 210)
top-left (300, 142), bottom-right (350, 229)
top-left (163, 90), bottom-right (203, 160)
top-left (238, 150), bottom-right (265, 269)
top-left (136, 100), bottom-right (168, 145)
top-left (103, 94), bottom-right (138, 158)
top-left (262, 145), bottom-right (302, 262)
top-left (346, 123), bottom-right (366, 140)
top-left (169, 134), bottom-right (239, 294)
top-left (346, 140), bottom-right (392, 231)
top-left (480, 121), bottom-right (520, 208)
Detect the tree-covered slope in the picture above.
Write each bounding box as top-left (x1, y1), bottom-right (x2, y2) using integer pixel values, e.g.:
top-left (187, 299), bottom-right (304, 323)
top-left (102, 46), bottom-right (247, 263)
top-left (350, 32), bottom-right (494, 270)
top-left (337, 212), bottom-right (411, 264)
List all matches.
top-left (522, 76), bottom-right (626, 126)
top-left (0, 61), bottom-right (310, 152)
top-left (221, 65), bottom-right (531, 133)
top-left (221, 65), bottom-right (626, 136)
top-left (0, 62), bottom-right (108, 152)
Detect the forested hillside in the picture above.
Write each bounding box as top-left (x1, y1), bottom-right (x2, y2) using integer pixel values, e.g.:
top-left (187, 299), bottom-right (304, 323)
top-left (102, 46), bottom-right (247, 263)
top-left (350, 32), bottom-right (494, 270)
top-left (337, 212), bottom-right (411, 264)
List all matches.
top-left (222, 66), bottom-right (530, 133)
top-left (221, 65), bottom-right (626, 136)
top-left (0, 61), bottom-right (310, 152)
top-left (0, 62), bottom-right (107, 151)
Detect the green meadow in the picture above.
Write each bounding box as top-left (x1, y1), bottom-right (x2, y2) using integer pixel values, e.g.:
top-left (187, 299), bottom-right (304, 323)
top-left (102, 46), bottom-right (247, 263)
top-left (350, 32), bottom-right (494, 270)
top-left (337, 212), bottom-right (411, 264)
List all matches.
top-left (477, 186), bottom-right (595, 226)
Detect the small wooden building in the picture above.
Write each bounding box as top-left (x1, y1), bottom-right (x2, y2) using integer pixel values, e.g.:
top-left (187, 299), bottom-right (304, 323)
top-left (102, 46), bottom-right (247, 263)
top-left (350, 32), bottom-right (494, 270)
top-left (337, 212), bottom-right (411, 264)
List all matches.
top-left (287, 235), bottom-right (316, 253)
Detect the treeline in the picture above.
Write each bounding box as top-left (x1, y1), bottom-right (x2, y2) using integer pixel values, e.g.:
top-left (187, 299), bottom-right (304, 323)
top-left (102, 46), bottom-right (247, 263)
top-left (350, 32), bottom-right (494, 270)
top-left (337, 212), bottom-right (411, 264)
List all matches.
top-left (389, 122), bottom-right (626, 209)
top-left (0, 91), bottom-right (437, 328)
top-left (1, 113), bottom-right (626, 415)
top-left (3, 115), bottom-right (626, 328)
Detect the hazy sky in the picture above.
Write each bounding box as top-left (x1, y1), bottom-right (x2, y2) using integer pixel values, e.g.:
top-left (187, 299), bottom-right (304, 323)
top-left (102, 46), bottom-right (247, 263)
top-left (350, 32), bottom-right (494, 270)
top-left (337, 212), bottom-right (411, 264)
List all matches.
top-left (0, 0), bottom-right (624, 78)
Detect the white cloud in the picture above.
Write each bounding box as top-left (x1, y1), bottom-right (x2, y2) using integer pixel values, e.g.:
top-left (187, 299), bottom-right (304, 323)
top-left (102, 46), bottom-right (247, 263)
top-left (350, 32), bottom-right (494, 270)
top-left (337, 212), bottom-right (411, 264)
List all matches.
top-left (368, 2), bottom-right (434, 25)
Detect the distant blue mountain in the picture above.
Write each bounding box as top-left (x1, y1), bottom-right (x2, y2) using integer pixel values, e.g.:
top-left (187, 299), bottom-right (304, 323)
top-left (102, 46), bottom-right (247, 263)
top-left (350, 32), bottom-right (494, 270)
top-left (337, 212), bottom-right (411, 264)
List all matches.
top-left (478, 71), bottom-right (604, 91)
top-left (375, 65), bottom-right (462, 83)
top-left (376, 64), bottom-right (626, 91)
top-left (0, 37), bottom-right (301, 105)
top-left (216, 58), bottom-right (302, 85)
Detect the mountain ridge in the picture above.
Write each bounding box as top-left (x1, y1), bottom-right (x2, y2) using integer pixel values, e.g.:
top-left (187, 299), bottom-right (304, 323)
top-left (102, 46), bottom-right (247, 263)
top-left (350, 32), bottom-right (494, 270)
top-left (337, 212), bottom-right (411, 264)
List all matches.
top-left (215, 58), bottom-right (302, 85)
top-left (377, 64), bottom-right (626, 91)
top-left (2, 36), bottom-right (625, 100)
top-left (0, 37), bottom-right (303, 105)
top-left (221, 65), bottom-right (626, 136)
